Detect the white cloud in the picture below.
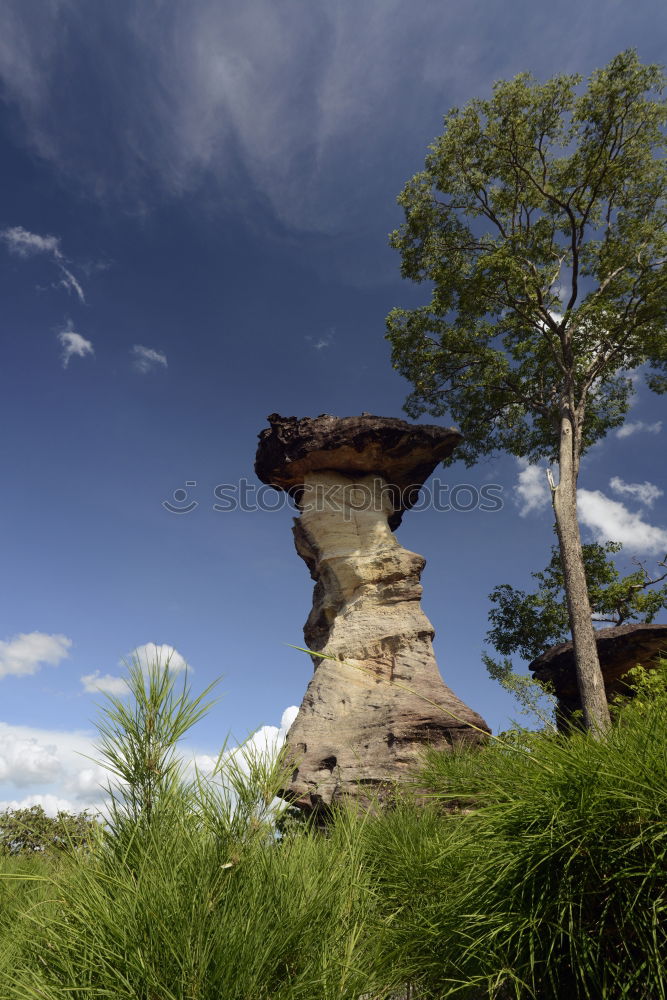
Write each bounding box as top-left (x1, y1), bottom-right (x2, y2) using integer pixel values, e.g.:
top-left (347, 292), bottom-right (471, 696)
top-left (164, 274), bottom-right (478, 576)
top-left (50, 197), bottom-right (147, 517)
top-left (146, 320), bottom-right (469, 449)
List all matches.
top-left (130, 642), bottom-right (188, 674)
top-left (514, 459), bottom-right (551, 516)
top-left (280, 705), bottom-right (298, 730)
top-left (512, 463), bottom-right (667, 554)
top-left (81, 642), bottom-right (189, 697)
top-left (616, 420), bottom-right (662, 439)
top-left (0, 793), bottom-right (82, 817)
top-left (206, 704), bottom-right (300, 784)
top-left (57, 262), bottom-right (86, 302)
top-left (0, 224), bottom-right (85, 302)
top-left (0, 225), bottom-right (60, 257)
top-left (0, 631), bottom-right (71, 679)
top-left (80, 671), bottom-right (129, 696)
top-left (69, 765), bottom-right (109, 798)
top-left (0, 1), bottom-right (573, 235)
top-left (0, 721), bottom-right (104, 812)
top-left (0, 703), bottom-right (299, 818)
top-left (609, 476), bottom-right (664, 508)
top-left (306, 329), bottom-right (335, 351)
top-left (0, 731), bottom-right (62, 786)
top-left (58, 327), bottom-right (94, 367)
top-left (578, 490), bottom-right (667, 555)
top-left (132, 344), bottom-right (168, 373)
top-left (241, 704), bottom-right (298, 759)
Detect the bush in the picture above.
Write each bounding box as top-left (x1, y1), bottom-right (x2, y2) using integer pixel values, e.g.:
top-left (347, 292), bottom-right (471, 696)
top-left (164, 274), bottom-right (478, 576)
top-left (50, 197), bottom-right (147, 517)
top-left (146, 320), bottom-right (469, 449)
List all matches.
top-left (0, 806), bottom-right (99, 856)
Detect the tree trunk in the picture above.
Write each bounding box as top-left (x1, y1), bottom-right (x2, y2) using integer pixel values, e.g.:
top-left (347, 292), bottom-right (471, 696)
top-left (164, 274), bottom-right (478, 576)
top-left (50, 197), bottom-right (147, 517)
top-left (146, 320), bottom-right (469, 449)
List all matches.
top-left (552, 415), bottom-right (612, 733)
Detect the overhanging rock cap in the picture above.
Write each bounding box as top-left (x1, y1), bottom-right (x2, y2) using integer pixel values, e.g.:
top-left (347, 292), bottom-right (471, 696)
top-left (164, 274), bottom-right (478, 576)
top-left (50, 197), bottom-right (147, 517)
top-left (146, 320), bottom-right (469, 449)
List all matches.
top-left (255, 412), bottom-right (462, 528)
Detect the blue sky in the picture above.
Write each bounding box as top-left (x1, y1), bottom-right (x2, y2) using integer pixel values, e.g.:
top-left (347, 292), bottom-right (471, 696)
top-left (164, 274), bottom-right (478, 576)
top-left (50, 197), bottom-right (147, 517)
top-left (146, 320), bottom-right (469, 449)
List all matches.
top-left (1, 0), bottom-right (666, 815)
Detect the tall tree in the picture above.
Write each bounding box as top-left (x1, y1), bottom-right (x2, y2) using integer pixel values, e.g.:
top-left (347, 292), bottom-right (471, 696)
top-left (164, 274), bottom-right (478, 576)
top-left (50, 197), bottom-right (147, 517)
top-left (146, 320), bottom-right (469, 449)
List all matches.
top-left (387, 51), bottom-right (667, 731)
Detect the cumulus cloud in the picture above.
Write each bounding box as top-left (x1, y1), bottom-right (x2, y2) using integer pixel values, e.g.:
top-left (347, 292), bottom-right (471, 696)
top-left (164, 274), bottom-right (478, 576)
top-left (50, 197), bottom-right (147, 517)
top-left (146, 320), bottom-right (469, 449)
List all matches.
top-left (80, 671), bottom-right (130, 696)
top-left (241, 704), bottom-right (298, 759)
top-left (514, 459), bottom-right (551, 516)
top-left (0, 224), bottom-right (85, 302)
top-left (58, 326), bottom-right (94, 367)
top-left (0, 704), bottom-right (299, 818)
top-left (130, 642), bottom-right (188, 673)
top-left (512, 464), bottom-right (667, 554)
top-left (0, 793), bottom-right (82, 817)
top-left (609, 476), bottom-right (663, 508)
top-left (616, 420), bottom-right (662, 439)
top-left (578, 490), bottom-right (667, 555)
top-left (132, 345), bottom-right (167, 373)
top-left (0, 631), bottom-right (71, 679)
top-left (0, 730), bottom-right (62, 786)
top-left (197, 705), bottom-right (299, 784)
top-left (0, 721), bottom-right (105, 812)
top-left (81, 642), bottom-right (189, 697)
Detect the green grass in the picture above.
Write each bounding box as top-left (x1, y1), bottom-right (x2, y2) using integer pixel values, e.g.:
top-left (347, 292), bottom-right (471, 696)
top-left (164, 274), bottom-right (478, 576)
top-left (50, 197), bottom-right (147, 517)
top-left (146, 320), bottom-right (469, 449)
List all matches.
top-left (5, 797), bottom-right (388, 999)
top-left (366, 672), bottom-right (667, 999)
top-left (1, 658), bottom-right (666, 999)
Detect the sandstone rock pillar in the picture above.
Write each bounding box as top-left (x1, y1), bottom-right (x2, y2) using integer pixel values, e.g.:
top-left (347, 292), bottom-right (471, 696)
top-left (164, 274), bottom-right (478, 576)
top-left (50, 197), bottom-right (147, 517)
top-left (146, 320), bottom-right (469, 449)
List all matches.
top-left (255, 413), bottom-right (489, 813)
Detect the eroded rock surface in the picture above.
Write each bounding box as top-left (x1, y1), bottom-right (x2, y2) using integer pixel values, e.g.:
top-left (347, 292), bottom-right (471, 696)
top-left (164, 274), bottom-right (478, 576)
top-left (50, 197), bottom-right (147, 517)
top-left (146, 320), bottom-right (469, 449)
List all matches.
top-left (255, 413), bottom-right (489, 813)
top-left (530, 622), bottom-right (667, 724)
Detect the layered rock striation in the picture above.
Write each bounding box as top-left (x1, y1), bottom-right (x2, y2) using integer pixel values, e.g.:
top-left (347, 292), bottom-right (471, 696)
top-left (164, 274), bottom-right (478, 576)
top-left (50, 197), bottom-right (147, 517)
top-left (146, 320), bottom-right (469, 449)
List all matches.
top-left (255, 413), bottom-right (489, 813)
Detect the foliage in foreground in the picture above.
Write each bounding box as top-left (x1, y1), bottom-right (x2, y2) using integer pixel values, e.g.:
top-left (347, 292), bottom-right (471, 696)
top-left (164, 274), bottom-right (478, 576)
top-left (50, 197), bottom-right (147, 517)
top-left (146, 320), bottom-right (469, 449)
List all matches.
top-left (1, 659), bottom-right (666, 998)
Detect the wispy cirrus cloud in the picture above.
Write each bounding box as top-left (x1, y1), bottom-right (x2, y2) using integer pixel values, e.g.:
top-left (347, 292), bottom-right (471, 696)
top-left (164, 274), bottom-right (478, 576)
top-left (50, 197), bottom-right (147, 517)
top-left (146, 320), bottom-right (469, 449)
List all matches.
top-left (305, 328), bottom-right (335, 351)
top-left (609, 476), bottom-right (663, 508)
top-left (132, 345), bottom-right (167, 373)
top-left (0, 631), bottom-right (71, 679)
top-left (58, 325), bottom-right (94, 367)
top-left (0, 225), bottom-right (85, 302)
top-left (0, 0), bottom-right (634, 237)
top-left (615, 420), bottom-right (662, 439)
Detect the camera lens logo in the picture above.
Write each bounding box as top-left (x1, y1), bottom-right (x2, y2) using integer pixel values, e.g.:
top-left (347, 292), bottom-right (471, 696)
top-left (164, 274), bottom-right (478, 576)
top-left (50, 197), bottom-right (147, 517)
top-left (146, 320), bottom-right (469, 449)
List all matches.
top-left (162, 481), bottom-right (198, 514)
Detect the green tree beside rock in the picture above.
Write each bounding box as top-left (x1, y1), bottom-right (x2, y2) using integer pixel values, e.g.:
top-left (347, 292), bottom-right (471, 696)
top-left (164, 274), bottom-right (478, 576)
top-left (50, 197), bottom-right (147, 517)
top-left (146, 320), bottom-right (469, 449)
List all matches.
top-left (387, 50), bottom-right (667, 732)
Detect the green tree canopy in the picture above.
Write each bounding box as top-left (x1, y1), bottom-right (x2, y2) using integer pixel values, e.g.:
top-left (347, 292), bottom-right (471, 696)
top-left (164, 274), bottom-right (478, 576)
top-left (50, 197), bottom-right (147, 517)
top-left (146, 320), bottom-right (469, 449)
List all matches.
top-left (388, 50), bottom-right (667, 465)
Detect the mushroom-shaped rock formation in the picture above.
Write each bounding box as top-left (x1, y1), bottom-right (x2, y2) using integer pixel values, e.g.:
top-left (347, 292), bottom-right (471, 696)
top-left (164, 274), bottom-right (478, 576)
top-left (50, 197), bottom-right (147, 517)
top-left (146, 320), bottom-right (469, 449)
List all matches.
top-left (255, 413), bottom-right (490, 813)
top-left (530, 622), bottom-right (667, 725)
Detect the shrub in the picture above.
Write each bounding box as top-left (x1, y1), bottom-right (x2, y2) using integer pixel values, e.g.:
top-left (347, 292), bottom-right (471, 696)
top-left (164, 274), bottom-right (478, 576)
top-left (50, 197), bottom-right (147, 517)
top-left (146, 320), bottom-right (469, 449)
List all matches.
top-left (0, 806), bottom-right (99, 856)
